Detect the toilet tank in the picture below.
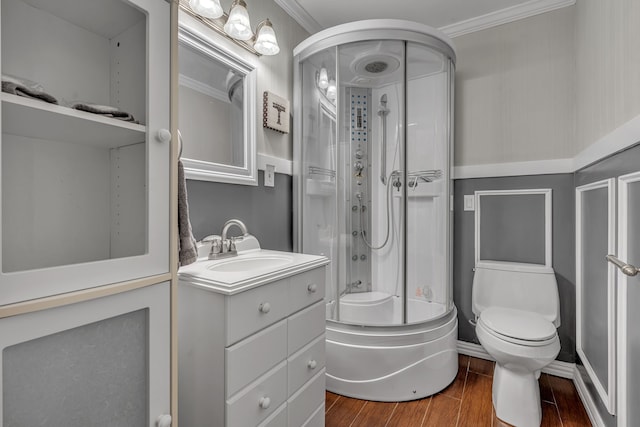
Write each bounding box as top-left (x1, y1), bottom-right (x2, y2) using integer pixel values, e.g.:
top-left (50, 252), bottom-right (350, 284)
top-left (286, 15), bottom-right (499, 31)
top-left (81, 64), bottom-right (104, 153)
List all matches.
top-left (472, 261), bottom-right (560, 327)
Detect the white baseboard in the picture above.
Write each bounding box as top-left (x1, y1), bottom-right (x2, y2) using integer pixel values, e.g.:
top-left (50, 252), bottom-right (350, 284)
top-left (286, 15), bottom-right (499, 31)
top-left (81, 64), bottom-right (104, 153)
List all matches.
top-left (456, 340), bottom-right (574, 379)
top-left (573, 366), bottom-right (606, 427)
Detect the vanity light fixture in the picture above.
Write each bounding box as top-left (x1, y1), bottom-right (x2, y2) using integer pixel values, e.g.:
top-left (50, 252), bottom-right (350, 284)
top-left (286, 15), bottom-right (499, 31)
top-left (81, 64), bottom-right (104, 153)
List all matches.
top-left (180, 0), bottom-right (280, 56)
top-left (254, 19), bottom-right (280, 55)
top-left (326, 79), bottom-right (337, 101)
top-left (224, 0), bottom-right (252, 40)
top-left (188, 0), bottom-right (223, 19)
top-left (317, 67), bottom-right (329, 89)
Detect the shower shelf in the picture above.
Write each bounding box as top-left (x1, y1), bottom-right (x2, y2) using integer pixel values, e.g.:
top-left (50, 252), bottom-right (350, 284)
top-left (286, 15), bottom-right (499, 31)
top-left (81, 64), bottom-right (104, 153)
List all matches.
top-left (308, 166), bottom-right (336, 178)
top-left (306, 178), bottom-right (335, 196)
top-left (1, 93), bottom-right (146, 148)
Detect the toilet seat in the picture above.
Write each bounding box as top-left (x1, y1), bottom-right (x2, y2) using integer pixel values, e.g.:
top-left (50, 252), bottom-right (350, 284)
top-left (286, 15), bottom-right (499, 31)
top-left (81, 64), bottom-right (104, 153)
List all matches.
top-left (478, 307), bottom-right (557, 347)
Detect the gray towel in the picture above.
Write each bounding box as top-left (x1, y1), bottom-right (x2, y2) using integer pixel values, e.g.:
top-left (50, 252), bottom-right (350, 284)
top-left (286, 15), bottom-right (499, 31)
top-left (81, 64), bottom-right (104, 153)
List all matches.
top-left (71, 102), bottom-right (138, 123)
top-left (2, 80), bottom-right (58, 104)
top-left (178, 160), bottom-right (198, 266)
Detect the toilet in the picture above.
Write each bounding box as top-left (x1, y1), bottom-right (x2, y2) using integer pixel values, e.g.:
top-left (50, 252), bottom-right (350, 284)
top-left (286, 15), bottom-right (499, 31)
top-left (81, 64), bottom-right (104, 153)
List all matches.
top-left (472, 261), bottom-right (561, 427)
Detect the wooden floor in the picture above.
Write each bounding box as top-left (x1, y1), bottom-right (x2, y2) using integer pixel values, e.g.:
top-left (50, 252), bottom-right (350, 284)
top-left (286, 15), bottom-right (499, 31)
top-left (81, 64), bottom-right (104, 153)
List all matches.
top-left (325, 355), bottom-right (592, 427)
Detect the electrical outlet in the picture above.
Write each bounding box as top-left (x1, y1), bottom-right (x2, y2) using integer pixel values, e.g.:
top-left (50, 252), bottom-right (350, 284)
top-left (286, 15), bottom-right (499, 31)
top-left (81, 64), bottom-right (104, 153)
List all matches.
top-left (265, 164), bottom-right (275, 187)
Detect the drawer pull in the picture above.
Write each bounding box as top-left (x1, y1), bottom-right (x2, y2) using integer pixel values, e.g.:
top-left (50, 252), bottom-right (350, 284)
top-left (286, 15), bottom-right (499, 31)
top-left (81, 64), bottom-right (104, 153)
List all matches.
top-left (307, 359), bottom-right (317, 370)
top-left (307, 283), bottom-right (317, 293)
top-left (259, 396), bottom-right (271, 409)
top-left (258, 302), bottom-right (271, 314)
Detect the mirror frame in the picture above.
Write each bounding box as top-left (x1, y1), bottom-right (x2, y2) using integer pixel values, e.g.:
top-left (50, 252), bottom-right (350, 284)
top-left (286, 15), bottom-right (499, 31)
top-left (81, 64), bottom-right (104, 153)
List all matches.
top-left (178, 23), bottom-right (258, 185)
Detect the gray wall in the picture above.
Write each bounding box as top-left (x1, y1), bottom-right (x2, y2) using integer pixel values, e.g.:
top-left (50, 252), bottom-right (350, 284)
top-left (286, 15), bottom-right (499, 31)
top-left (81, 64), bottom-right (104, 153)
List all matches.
top-left (186, 171), bottom-right (293, 252)
top-left (454, 174), bottom-right (576, 363)
top-left (479, 193), bottom-right (546, 264)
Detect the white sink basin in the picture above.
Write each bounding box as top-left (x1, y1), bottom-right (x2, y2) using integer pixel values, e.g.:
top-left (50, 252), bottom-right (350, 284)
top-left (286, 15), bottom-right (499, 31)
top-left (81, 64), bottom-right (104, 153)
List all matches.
top-left (206, 254), bottom-right (294, 273)
top-left (179, 249), bottom-right (329, 295)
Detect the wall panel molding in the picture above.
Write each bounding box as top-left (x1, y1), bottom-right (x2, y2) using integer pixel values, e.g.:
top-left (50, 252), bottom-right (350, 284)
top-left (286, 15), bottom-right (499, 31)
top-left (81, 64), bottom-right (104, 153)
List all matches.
top-left (454, 113), bottom-right (640, 180)
top-left (454, 158), bottom-right (573, 179)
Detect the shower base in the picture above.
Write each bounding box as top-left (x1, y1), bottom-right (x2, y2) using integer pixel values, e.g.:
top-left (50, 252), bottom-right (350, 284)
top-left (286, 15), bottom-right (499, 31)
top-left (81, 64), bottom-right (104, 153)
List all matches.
top-left (326, 296), bottom-right (458, 401)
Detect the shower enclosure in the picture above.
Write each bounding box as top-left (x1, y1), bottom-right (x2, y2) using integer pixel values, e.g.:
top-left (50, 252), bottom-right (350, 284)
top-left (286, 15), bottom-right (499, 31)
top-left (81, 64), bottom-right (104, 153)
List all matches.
top-left (293, 20), bottom-right (458, 401)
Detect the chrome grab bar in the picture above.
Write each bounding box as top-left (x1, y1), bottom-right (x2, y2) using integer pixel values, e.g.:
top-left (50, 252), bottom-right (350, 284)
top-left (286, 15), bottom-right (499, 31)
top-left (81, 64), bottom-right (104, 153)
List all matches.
top-left (606, 254), bottom-right (640, 277)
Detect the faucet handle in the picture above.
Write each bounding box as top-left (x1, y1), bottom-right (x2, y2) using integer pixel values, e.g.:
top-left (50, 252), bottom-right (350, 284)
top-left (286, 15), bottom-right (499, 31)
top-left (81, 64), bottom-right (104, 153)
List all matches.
top-left (210, 236), bottom-right (223, 255)
top-left (229, 237), bottom-right (237, 253)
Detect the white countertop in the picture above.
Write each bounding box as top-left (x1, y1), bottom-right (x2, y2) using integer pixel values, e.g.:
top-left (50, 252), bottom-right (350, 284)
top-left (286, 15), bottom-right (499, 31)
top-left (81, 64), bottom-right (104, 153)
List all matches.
top-left (178, 249), bottom-right (329, 295)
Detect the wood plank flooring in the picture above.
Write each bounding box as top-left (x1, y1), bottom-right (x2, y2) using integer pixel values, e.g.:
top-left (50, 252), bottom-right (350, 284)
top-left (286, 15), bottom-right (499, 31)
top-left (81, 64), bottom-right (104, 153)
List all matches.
top-left (325, 355), bottom-right (592, 427)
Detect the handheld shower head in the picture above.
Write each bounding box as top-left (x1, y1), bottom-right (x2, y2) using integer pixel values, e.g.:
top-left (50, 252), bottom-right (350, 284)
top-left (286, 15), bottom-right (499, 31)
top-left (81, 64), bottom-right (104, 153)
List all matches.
top-left (378, 94), bottom-right (390, 116)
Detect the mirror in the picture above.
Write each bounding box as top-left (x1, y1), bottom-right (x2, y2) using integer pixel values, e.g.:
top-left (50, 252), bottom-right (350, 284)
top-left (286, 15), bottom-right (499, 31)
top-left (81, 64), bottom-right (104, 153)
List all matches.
top-left (178, 24), bottom-right (257, 185)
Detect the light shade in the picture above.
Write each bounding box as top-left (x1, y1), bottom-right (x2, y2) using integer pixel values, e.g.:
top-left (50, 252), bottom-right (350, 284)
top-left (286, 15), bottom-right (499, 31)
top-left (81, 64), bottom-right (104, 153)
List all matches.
top-left (224, 0), bottom-right (253, 41)
top-left (254, 19), bottom-right (280, 56)
top-left (189, 0), bottom-right (223, 19)
top-left (326, 79), bottom-right (337, 100)
top-left (318, 68), bottom-right (329, 89)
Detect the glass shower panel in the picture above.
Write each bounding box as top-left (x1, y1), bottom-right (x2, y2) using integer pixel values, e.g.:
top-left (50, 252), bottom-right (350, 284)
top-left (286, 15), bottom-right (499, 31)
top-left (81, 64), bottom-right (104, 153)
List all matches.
top-left (405, 43), bottom-right (450, 323)
top-left (300, 48), bottom-right (340, 320)
top-left (338, 40), bottom-right (405, 325)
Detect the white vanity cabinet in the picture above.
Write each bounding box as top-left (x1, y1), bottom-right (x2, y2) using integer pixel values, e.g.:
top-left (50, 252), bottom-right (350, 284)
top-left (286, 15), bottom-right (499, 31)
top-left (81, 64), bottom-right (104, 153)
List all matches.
top-left (0, 0), bottom-right (170, 305)
top-left (178, 257), bottom-right (329, 427)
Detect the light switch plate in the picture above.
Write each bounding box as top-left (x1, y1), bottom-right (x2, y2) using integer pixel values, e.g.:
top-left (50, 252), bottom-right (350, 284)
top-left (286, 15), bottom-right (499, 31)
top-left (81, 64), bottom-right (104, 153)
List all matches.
top-left (464, 195), bottom-right (475, 211)
top-left (265, 164), bottom-right (275, 187)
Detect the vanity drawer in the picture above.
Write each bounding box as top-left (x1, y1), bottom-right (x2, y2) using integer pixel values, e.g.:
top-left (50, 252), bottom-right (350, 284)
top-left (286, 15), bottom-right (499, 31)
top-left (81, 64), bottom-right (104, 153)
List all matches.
top-left (226, 279), bottom-right (289, 346)
top-left (287, 369), bottom-right (326, 427)
top-left (226, 319), bottom-right (287, 398)
top-left (288, 334), bottom-right (325, 394)
top-left (302, 403), bottom-right (325, 427)
top-left (288, 300), bottom-right (325, 355)
top-left (289, 267), bottom-right (325, 314)
top-left (257, 402), bottom-right (287, 427)
top-left (226, 360), bottom-right (287, 427)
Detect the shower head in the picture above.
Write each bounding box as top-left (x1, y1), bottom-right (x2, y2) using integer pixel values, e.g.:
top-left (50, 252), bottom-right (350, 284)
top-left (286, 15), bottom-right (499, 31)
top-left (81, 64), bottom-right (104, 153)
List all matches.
top-left (351, 53), bottom-right (401, 79)
top-left (378, 94), bottom-right (390, 116)
top-left (364, 61), bottom-right (388, 74)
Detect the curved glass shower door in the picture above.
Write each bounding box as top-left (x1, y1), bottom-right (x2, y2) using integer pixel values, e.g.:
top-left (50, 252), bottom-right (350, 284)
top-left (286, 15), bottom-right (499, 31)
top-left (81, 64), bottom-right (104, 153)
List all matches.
top-left (298, 39), bottom-right (452, 327)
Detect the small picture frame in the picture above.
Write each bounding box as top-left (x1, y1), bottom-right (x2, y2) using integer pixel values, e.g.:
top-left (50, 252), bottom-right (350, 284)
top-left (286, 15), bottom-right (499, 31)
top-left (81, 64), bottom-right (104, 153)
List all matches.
top-left (263, 91), bottom-right (290, 134)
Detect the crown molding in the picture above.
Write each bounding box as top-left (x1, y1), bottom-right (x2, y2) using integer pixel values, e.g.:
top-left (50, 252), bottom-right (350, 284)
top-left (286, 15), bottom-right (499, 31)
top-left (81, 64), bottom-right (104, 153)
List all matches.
top-left (274, 0), bottom-right (322, 34)
top-left (440, 0), bottom-right (576, 38)
top-left (276, 0), bottom-right (575, 38)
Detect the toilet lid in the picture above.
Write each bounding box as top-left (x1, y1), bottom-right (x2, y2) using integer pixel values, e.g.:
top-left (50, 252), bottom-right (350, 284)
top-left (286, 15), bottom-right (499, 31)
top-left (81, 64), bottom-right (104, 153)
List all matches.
top-left (479, 307), bottom-right (556, 341)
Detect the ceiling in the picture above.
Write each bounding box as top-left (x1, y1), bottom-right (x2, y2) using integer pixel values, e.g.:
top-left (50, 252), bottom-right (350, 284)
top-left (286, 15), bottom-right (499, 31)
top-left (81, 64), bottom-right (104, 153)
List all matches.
top-left (274, 0), bottom-right (575, 38)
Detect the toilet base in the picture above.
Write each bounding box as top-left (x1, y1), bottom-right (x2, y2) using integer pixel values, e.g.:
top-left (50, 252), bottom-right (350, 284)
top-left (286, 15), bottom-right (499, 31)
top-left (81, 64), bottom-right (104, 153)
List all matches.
top-left (493, 364), bottom-right (542, 427)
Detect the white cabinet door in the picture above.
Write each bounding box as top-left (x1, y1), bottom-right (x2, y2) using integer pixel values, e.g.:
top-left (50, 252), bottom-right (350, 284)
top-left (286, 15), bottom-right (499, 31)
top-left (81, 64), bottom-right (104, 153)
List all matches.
top-left (0, 0), bottom-right (170, 306)
top-left (576, 179), bottom-right (617, 414)
top-left (614, 172), bottom-right (640, 426)
top-left (0, 282), bottom-right (171, 426)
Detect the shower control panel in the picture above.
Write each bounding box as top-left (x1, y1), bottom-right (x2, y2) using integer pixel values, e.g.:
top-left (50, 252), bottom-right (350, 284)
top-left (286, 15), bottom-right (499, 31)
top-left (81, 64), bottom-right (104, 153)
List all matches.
top-left (348, 88), bottom-right (371, 292)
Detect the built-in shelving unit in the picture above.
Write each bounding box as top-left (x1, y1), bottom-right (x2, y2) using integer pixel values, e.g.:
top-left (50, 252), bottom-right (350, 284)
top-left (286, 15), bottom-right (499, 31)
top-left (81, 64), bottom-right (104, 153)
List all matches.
top-left (2, 93), bottom-right (145, 148)
top-left (0, 0), bottom-right (172, 423)
top-left (0, 0), bottom-right (170, 304)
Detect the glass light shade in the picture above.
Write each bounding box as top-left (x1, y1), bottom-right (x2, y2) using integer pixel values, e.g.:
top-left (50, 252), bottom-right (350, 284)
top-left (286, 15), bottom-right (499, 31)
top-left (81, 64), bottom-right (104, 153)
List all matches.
top-left (254, 20), bottom-right (280, 56)
top-left (224, 0), bottom-right (253, 41)
top-left (318, 68), bottom-right (329, 89)
top-left (189, 0), bottom-right (223, 19)
top-left (326, 79), bottom-right (337, 100)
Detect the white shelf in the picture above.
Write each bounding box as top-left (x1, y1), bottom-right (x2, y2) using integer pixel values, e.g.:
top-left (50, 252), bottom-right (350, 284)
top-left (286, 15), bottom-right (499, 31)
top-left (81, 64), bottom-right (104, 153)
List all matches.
top-left (1, 93), bottom-right (146, 148)
top-left (306, 178), bottom-right (335, 197)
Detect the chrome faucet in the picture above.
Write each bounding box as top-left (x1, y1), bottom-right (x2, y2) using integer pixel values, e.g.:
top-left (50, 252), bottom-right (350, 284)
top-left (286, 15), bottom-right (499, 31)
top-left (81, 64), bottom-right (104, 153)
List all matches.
top-left (208, 219), bottom-right (249, 260)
